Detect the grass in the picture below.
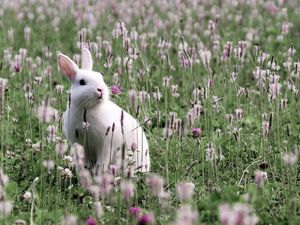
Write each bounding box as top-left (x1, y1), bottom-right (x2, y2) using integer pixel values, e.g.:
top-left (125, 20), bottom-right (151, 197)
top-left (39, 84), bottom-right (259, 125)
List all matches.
top-left (0, 0), bottom-right (300, 224)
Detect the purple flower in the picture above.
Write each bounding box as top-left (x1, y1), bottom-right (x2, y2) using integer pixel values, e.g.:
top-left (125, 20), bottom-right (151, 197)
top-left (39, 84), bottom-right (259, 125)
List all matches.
top-left (86, 217), bottom-right (97, 225)
top-left (120, 180), bottom-right (135, 201)
top-left (14, 63), bottom-right (21, 72)
top-left (192, 128), bottom-right (202, 138)
top-left (138, 213), bottom-right (154, 225)
top-left (111, 85), bottom-right (121, 95)
top-left (129, 207), bottom-right (142, 218)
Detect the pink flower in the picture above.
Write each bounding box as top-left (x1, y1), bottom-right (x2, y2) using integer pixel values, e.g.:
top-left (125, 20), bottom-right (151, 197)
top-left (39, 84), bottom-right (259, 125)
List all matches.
top-left (219, 203), bottom-right (259, 225)
top-left (192, 128), bottom-right (201, 138)
top-left (129, 207), bottom-right (142, 218)
top-left (111, 85), bottom-right (121, 95)
top-left (176, 182), bottom-right (195, 202)
top-left (14, 63), bottom-right (21, 72)
top-left (254, 171), bottom-right (267, 188)
top-left (138, 213), bottom-right (154, 225)
top-left (86, 217), bottom-right (97, 225)
top-left (120, 180), bottom-right (135, 201)
top-left (146, 174), bottom-right (164, 197)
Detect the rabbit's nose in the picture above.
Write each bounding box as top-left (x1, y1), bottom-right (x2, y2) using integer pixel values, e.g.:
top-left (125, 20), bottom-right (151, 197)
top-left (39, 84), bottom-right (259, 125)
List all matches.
top-left (97, 88), bottom-right (102, 98)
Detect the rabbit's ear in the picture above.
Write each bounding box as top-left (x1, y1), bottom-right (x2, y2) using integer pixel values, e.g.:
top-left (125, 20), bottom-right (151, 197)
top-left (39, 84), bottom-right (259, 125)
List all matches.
top-left (58, 53), bottom-right (79, 81)
top-left (81, 48), bottom-right (93, 70)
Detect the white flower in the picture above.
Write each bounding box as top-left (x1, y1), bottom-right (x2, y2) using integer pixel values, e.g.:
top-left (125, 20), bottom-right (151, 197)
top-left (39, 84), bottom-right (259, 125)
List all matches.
top-left (23, 191), bottom-right (33, 202)
top-left (283, 151), bottom-right (298, 166)
top-left (61, 168), bottom-right (73, 178)
top-left (43, 160), bottom-right (55, 171)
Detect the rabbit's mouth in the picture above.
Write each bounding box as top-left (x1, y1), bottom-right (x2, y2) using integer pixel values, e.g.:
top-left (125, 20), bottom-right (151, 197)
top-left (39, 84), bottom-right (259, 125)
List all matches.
top-left (96, 88), bottom-right (103, 99)
top-left (97, 92), bottom-right (102, 100)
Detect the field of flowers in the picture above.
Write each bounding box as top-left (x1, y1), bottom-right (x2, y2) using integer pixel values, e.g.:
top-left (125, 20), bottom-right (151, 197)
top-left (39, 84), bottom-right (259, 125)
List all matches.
top-left (0, 0), bottom-right (300, 224)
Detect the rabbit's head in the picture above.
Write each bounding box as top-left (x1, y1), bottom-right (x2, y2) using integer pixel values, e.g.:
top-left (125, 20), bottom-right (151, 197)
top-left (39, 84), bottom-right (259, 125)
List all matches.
top-left (58, 48), bottom-right (110, 108)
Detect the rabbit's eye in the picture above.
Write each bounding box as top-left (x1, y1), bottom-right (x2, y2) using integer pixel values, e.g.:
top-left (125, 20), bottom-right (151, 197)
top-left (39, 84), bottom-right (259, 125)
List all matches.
top-left (79, 79), bottom-right (86, 85)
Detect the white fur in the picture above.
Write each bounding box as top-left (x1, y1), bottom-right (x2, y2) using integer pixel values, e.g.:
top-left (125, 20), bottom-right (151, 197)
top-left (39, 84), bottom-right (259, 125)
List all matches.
top-left (58, 48), bottom-right (150, 174)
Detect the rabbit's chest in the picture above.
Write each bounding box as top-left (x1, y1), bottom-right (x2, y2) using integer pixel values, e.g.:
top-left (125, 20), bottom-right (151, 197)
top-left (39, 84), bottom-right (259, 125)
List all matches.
top-left (65, 109), bottom-right (105, 143)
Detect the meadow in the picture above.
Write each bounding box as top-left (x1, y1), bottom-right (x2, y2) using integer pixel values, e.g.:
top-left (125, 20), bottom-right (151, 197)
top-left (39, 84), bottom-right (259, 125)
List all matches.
top-left (0, 0), bottom-right (300, 224)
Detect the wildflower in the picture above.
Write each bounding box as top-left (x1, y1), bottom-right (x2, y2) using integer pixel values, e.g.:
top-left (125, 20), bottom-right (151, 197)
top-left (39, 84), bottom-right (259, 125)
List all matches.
top-left (235, 108), bottom-right (244, 121)
top-left (254, 171), bottom-right (267, 188)
top-left (199, 49), bottom-right (212, 70)
top-left (61, 214), bottom-right (77, 225)
top-left (288, 47), bottom-right (296, 57)
top-left (153, 88), bottom-right (162, 102)
top-left (32, 142), bottom-right (41, 152)
top-left (7, 28), bottom-right (14, 42)
top-left (86, 217), bottom-right (97, 225)
top-left (146, 174), bottom-right (165, 197)
top-left (34, 76), bottom-right (43, 85)
top-left (171, 204), bottom-right (198, 225)
top-left (129, 207), bottom-right (142, 218)
top-left (95, 173), bottom-right (114, 196)
top-left (138, 90), bottom-right (150, 103)
top-left (262, 121), bottom-right (270, 136)
top-left (206, 142), bottom-right (219, 161)
top-left (55, 140), bottom-right (68, 156)
top-left (112, 21), bottom-right (128, 39)
top-left (128, 89), bottom-right (138, 109)
top-left (61, 168), bottom-right (73, 178)
top-left (88, 185), bottom-right (100, 200)
top-left (63, 155), bottom-right (73, 167)
top-left (24, 26), bottom-right (31, 43)
top-left (47, 125), bottom-right (56, 142)
top-left (14, 219), bottom-right (26, 225)
top-left (94, 201), bottom-right (103, 219)
top-left (279, 99), bottom-right (288, 110)
top-left (232, 127), bottom-right (242, 141)
top-left (281, 22), bottom-right (292, 35)
top-left (171, 85), bottom-right (180, 97)
top-left (55, 85), bottom-right (64, 94)
top-left (22, 191), bottom-right (33, 202)
top-left (104, 55), bottom-right (113, 68)
top-left (163, 126), bottom-right (173, 139)
top-left (109, 164), bottom-right (118, 176)
top-left (268, 81), bottom-right (281, 101)
top-left (162, 76), bottom-right (172, 88)
top-left (120, 180), bottom-right (135, 201)
top-left (43, 160), bottom-right (55, 171)
top-left (283, 151), bottom-right (298, 166)
top-left (192, 128), bottom-right (201, 138)
top-left (130, 27), bottom-right (138, 41)
top-left (128, 47), bottom-right (139, 60)
top-left (219, 203), bottom-right (259, 225)
top-left (223, 42), bottom-right (233, 61)
top-left (111, 85), bottom-right (121, 95)
top-left (176, 182), bottom-right (195, 202)
top-left (71, 143), bottom-right (85, 169)
top-left (138, 213), bottom-right (155, 225)
top-left (234, 41), bottom-right (248, 62)
top-left (0, 78), bottom-right (8, 99)
top-left (37, 103), bottom-right (59, 123)
top-left (79, 169), bottom-right (93, 189)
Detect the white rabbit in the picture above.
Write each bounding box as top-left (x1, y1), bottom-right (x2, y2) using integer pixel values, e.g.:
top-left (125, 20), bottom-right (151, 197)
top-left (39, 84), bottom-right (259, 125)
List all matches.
top-left (58, 48), bottom-right (150, 174)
